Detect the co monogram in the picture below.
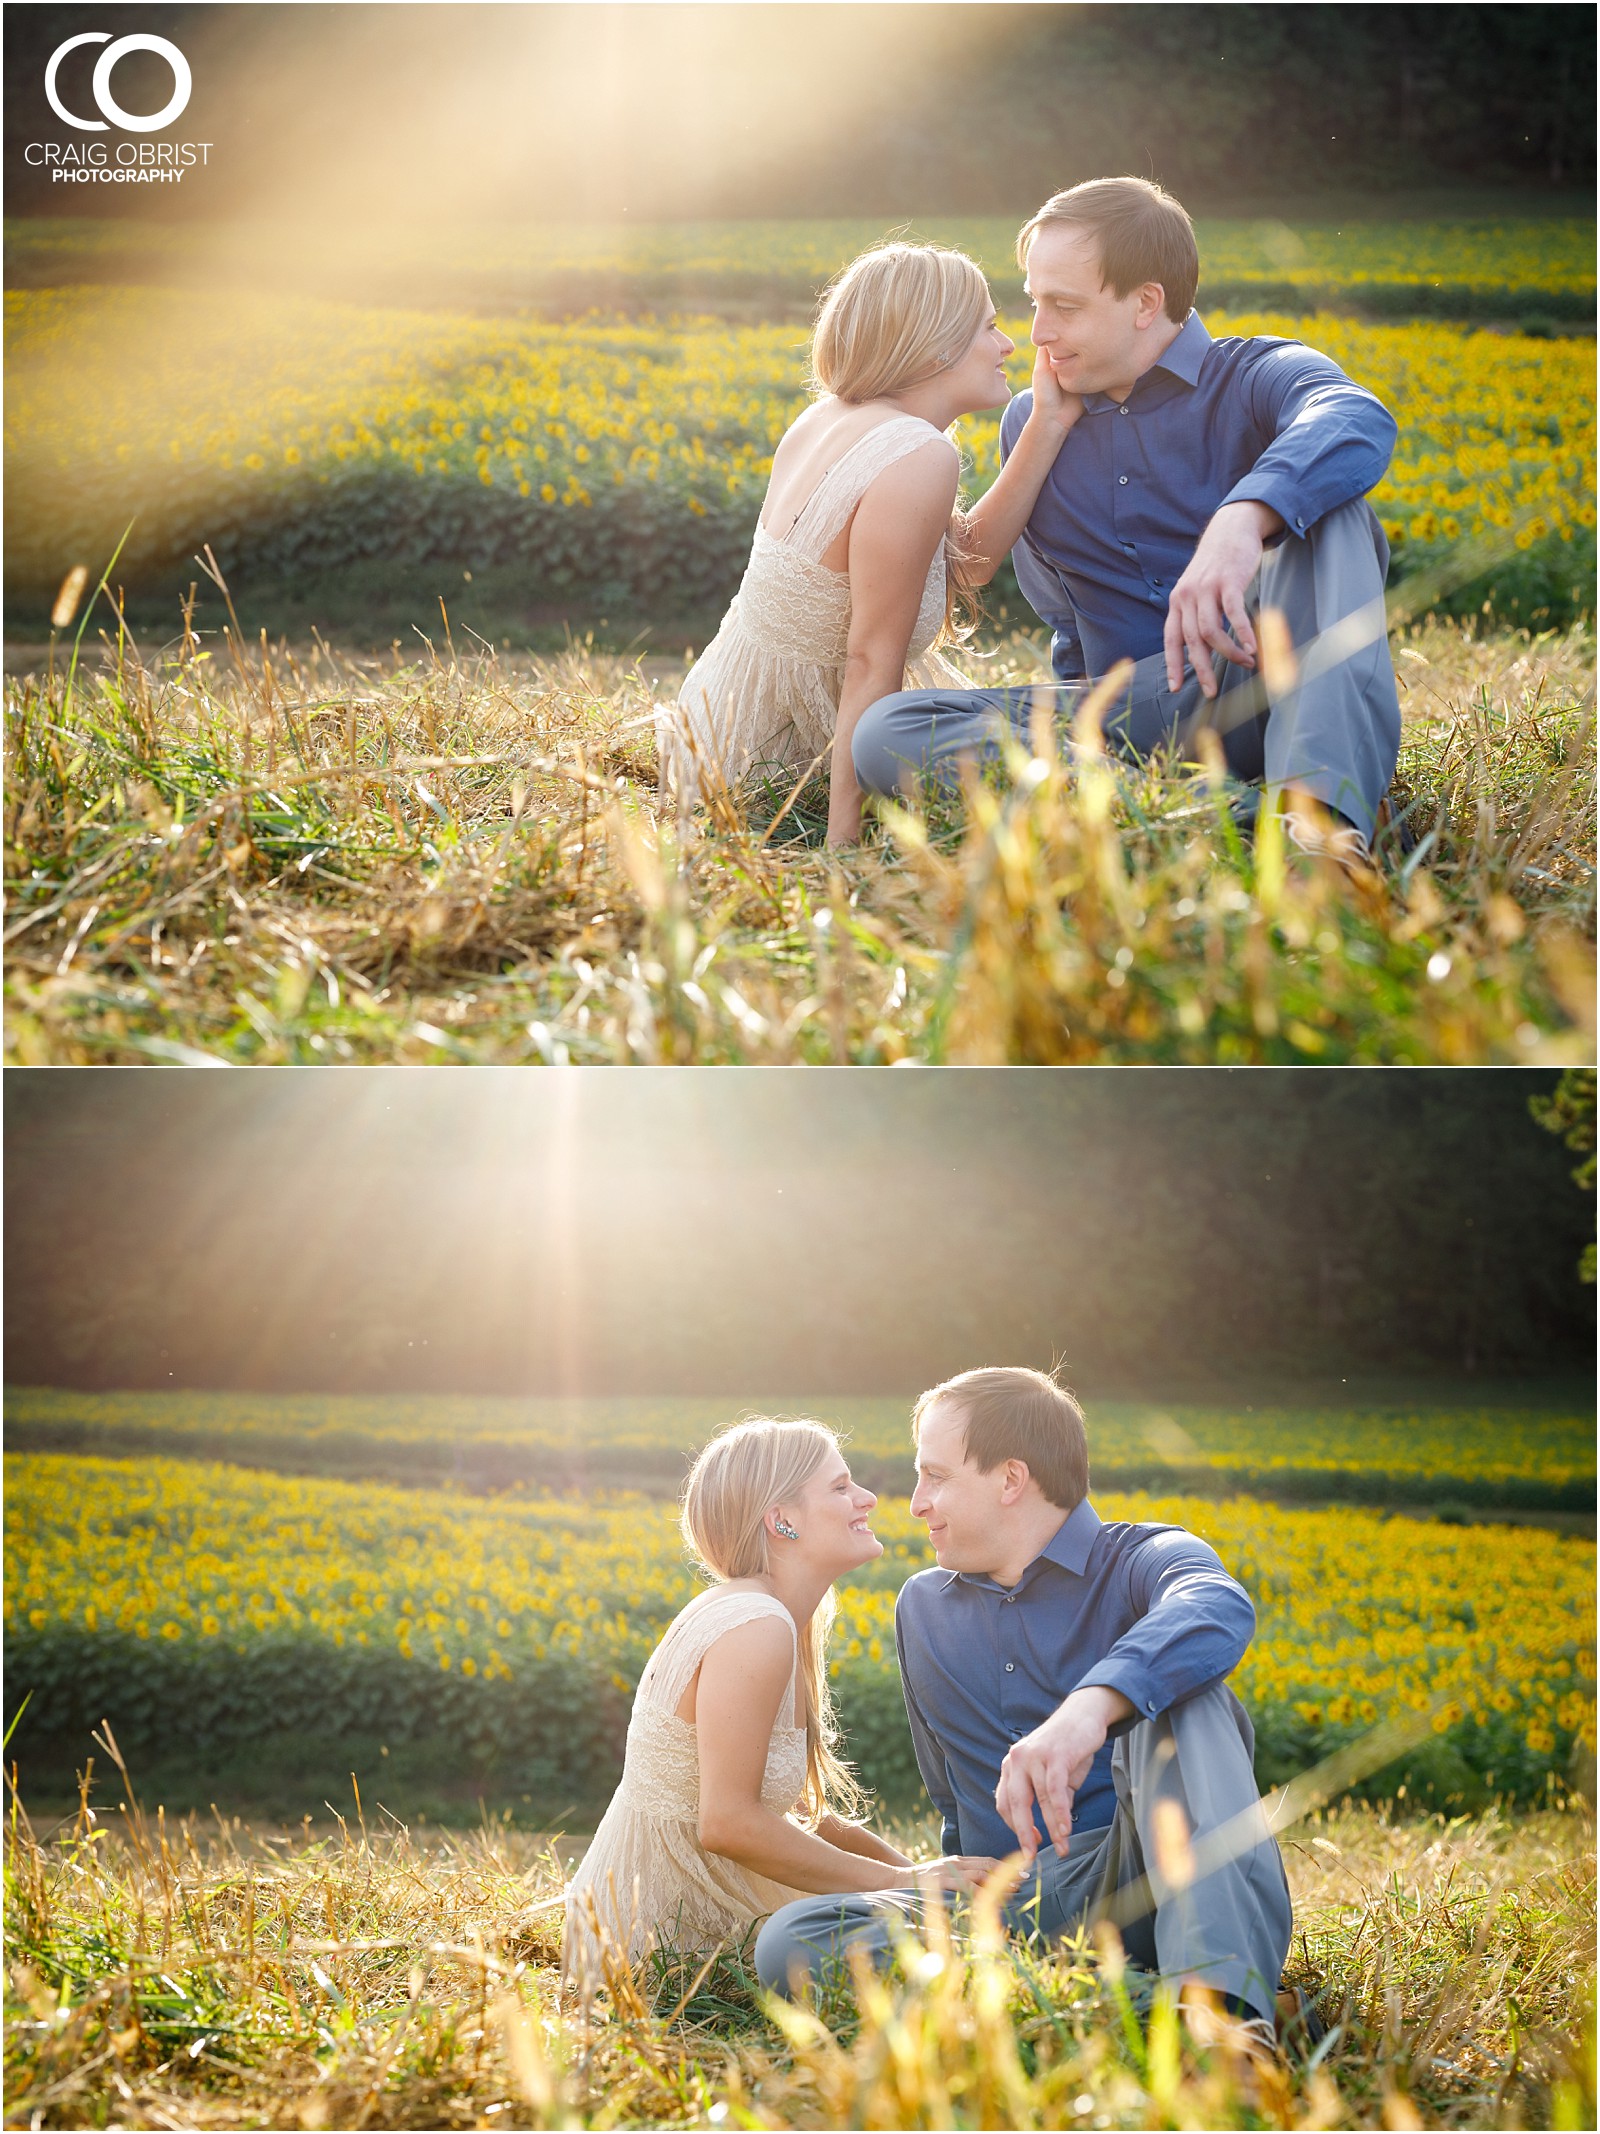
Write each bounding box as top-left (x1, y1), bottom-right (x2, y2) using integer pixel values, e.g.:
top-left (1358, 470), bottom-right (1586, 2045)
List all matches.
top-left (45, 32), bottom-right (192, 132)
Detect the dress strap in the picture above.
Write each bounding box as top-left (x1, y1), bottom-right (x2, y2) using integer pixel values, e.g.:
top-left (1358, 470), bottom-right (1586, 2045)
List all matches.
top-left (785, 415), bottom-right (955, 562)
top-left (638, 1589), bottom-right (800, 1723)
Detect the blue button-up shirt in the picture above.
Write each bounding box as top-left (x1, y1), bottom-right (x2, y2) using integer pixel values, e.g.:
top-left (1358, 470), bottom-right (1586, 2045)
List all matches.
top-left (998, 311), bottom-right (1398, 682)
top-left (893, 1496), bottom-right (1256, 1858)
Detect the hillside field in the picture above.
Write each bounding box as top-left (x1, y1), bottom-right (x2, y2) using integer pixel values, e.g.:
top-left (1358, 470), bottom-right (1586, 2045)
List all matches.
top-left (6, 1383), bottom-right (1594, 1508)
top-left (6, 211), bottom-right (1595, 1066)
top-left (5, 292), bottom-right (1594, 634)
top-left (5, 1442), bottom-right (1595, 2129)
top-left (6, 1442), bottom-right (1594, 1820)
top-left (5, 1385), bottom-right (1594, 2129)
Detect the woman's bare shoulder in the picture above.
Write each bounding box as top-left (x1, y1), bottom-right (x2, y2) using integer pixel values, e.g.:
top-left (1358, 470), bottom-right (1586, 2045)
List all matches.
top-left (858, 429), bottom-right (962, 509)
top-left (696, 1608), bottom-right (798, 1680)
top-left (680, 1584), bottom-right (795, 1628)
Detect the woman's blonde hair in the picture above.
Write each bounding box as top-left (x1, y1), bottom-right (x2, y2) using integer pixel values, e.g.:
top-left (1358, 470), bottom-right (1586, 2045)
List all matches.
top-left (680, 1416), bottom-right (865, 1825)
top-left (810, 241), bottom-right (993, 406)
top-left (810, 242), bottom-right (993, 642)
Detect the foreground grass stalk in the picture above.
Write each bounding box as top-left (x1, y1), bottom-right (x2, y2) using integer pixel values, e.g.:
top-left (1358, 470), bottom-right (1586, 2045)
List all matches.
top-left (3, 1763), bottom-right (1593, 2130)
top-left (4, 619), bottom-right (1593, 1063)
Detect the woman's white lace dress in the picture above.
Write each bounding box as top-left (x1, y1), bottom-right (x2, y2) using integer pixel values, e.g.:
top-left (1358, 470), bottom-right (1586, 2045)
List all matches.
top-left (661, 414), bottom-right (969, 796)
top-left (561, 1588), bottom-right (810, 1991)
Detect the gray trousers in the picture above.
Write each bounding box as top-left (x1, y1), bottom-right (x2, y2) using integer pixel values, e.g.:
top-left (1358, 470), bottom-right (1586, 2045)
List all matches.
top-left (754, 1682), bottom-right (1292, 2025)
top-left (853, 499), bottom-right (1402, 843)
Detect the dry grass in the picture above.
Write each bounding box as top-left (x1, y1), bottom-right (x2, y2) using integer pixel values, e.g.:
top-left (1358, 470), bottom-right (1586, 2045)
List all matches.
top-left (3, 593), bottom-right (1594, 1063)
top-left (4, 1742), bottom-right (1593, 2131)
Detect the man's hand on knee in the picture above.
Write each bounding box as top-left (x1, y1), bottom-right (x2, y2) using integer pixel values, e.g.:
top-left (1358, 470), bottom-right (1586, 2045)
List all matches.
top-left (995, 1684), bottom-right (1135, 1863)
top-left (1163, 501), bottom-right (1284, 700)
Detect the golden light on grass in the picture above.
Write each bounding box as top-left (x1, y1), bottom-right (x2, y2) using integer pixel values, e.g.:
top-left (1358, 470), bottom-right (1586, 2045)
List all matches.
top-left (49, 566), bottom-right (89, 633)
top-left (1256, 603), bottom-right (1299, 699)
top-left (4, 618), bottom-right (1593, 1064)
top-left (1149, 1795), bottom-right (1196, 1892)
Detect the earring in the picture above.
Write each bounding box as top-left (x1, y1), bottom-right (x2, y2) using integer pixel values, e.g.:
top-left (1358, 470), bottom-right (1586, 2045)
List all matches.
top-left (772, 1515), bottom-right (800, 1540)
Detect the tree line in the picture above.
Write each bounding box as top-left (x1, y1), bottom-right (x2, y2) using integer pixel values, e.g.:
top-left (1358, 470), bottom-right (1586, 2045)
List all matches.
top-left (5, 1071), bottom-right (1592, 1396)
top-left (5, 4), bottom-right (1592, 224)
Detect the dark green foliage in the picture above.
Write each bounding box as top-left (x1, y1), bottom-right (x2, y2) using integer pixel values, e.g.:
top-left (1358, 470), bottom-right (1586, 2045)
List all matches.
top-left (8, 1074), bottom-right (1596, 1394)
top-left (4, 5), bottom-right (1593, 219)
top-left (1249, 1705), bottom-right (1575, 1815)
top-left (8, 1623), bottom-right (1581, 1826)
top-left (833, 1663), bottom-right (927, 1808)
top-left (1531, 1069), bottom-right (1597, 1282)
top-left (13, 458), bottom-right (1588, 640)
top-left (1406, 530), bottom-right (1599, 633)
top-left (7, 1624), bottom-right (627, 1796)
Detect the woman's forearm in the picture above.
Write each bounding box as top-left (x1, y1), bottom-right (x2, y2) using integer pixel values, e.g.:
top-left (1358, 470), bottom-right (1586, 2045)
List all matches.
top-left (828, 648), bottom-right (907, 841)
top-left (701, 1802), bottom-right (910, 1894)
top-left (815, 1812), bottom-right (916, 1870)
top-left (961, 409), bottom-right (1077, 584)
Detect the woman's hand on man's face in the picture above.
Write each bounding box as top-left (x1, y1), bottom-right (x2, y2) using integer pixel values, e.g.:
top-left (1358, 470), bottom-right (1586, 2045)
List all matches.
top-left (1028, 345), bottom-right (1084, 432)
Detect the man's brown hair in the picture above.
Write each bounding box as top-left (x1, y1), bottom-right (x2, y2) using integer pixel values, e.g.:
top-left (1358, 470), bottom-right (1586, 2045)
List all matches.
top-left (912, 1366), bottom-right (1090, 1512)
top-left (1017, 176), bottom-right (1198, 326)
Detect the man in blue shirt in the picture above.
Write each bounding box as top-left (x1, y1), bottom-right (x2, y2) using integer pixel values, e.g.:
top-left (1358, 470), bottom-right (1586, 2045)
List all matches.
top-left (755, 1366), bottom-right (1294, 2047)
top-left (849, 177), bottom-right (1403, 859)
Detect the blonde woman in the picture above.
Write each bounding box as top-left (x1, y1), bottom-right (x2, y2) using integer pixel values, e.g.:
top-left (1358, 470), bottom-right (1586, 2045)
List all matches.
top-left (561, 1417), bottom-right (996, 1994)
top-left (661, 243), bottom-right (1082, 844)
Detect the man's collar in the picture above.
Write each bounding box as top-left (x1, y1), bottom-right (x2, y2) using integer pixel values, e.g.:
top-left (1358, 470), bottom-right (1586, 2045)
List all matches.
top-left (1038, 1494), bottom-right (1103, 1575)
top-left (1083, 310), bottom-right (1210, 412)
top-left (1154, 309), bottom-right (1211, 385)
top-left (941, 1495), bottom-right (1102, 1591)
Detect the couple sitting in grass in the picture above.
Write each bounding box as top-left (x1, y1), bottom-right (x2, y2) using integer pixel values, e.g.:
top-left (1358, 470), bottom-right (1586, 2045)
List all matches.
top-left (662, 174), bottom-right (1401, 869)
top-left (562, 1368), bottom-right (1308, 2075)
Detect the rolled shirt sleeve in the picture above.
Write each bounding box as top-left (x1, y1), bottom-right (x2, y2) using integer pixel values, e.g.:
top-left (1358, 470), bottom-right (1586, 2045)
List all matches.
top-left (1221, 342), bottom-right (1398, 540)
top-left (1072, 1528), bottom-right (1257, 1725)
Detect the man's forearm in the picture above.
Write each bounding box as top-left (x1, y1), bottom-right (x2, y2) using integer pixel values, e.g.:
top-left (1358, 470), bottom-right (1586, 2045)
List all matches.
top-left (1220, 498), bottom-right (1284, 542)
top-left (1063, 1683), bottom-right (1134, 1730)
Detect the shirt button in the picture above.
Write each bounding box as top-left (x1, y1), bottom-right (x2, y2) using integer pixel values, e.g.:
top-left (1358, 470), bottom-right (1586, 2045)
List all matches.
top-left (1005, 1662), bottom-right (1015, 1673)
top-left (1118, 475), bottom-right (1129, 486)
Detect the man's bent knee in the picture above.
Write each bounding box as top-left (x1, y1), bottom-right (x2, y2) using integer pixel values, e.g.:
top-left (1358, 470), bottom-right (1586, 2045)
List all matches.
top-left (754, 1900), bottom-right (830, 1998)
top-left (850, 691), bottom-right (942, 800)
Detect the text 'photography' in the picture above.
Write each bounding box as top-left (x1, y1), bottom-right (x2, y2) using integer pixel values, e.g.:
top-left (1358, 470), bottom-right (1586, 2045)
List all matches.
top-left (3, 4), bottom-right (1594, 1065)
top-left (3, 7), bottom-right (1597, 2133)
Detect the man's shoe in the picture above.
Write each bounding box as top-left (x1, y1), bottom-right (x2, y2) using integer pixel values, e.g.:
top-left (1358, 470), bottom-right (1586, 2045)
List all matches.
top-left (1276, 1983), bottom-right (1330, 2059)
top-left (1373, 793), bottom-right (1419, 858)
top-left (1282, 803), bottom-right (1378, 882)
top-left (1180, 1989), bottom-right (1290, 2110)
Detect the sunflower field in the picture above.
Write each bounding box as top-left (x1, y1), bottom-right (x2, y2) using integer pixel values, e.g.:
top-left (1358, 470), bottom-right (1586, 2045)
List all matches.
top-left (7, 1385), bottom-right (1595, 1510)
top-left (6, 1453), bottom-right (1593, 1812)
top-left (5, 277), bottom-right (1594, 628)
